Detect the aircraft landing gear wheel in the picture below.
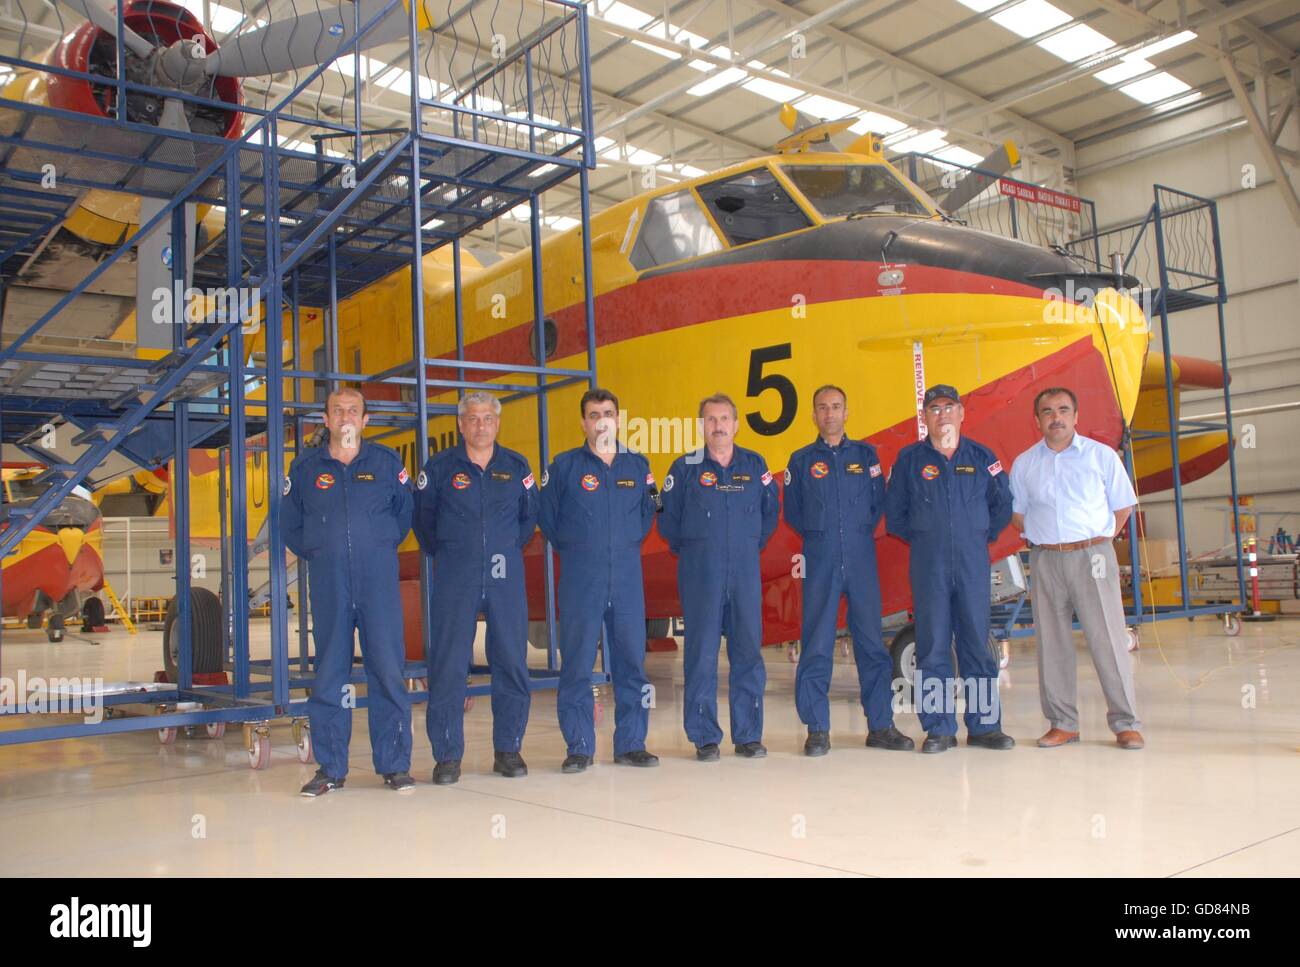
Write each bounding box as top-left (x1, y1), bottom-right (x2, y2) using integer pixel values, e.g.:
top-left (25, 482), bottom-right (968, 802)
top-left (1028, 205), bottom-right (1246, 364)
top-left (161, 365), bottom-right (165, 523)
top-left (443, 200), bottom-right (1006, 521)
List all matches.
top-left (205, 721), bottom-right (226, 740)
top-left (1224, 613), bottom-right (1242, 637)
top-left (1125, 627), bottom-right (1140, 652)
top-left (46, 614), bottom-right (65, 643)
top-left (246, 724), bottom-right (272, 770)
top-left (786, 641), bottom-right (799, 663)
top-left (292, 719), bottom-right (313, 764)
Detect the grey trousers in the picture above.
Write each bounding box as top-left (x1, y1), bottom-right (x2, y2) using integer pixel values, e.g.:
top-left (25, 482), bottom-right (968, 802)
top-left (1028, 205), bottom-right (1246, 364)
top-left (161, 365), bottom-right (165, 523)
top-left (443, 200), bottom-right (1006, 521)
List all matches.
top-left (1029, 543), bottom-right (1141, 733)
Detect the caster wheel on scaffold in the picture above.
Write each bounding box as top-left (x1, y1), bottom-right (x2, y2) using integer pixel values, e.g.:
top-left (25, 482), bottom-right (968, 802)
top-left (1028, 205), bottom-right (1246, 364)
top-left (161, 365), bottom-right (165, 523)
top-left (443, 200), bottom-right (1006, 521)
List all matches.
top-left (292, 719), bottom-right (313, 764)
top-left (247, 724), bottom-right (272, 770)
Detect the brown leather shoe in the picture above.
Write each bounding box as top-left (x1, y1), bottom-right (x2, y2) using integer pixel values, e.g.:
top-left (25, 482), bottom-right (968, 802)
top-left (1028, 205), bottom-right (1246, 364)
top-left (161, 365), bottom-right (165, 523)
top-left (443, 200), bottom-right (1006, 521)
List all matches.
top-left (1116, 730), bottom-right (1145, 750)
top-left (1036, 727), bottom-right (1080, 748)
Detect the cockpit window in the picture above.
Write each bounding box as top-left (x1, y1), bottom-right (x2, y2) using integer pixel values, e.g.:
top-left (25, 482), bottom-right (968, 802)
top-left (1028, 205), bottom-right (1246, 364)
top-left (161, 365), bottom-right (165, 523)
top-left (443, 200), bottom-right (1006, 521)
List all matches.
top-left (629, 189), bottom-right (725, 270)
top-left (6, 476), bottom-right (48, 502)
top-left (780, 164), bottom-right (930, 218)
top-left (696, 168), bottom-right (812, 246)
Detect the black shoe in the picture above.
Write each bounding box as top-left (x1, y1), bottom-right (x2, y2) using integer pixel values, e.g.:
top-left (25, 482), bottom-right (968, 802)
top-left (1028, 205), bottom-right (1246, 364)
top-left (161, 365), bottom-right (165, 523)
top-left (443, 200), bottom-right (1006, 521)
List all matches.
top-left (804, 731), bottom-right (830, 757)
top-left (431, 760), bottom-right (461, 785)
top-left (922, 733), bottom-right (958, 754)
top-left (299, 769), bottom-right (344, 797)
top-left (493, 750), bottom-right (528, 778)
top-left (968, 730), bottom-right (1016, 750)
top-left (383, 771), bottom-right (415, 792)
top-left (614, 750), bottom-right (660, 767)
top-left (735, 741), bottom-right (768, 758)
top-left (695, 743), bottom-right (721, 762)
top-left (561, 753), bottom-right (592, 774)
top-left (866, 726), bottom-right (916, 751)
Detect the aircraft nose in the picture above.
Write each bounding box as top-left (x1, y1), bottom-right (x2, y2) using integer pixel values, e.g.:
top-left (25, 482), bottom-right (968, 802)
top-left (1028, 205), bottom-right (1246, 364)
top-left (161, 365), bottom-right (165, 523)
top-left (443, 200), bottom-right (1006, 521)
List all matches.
top-left (56, 527), bottom-right (85, 566)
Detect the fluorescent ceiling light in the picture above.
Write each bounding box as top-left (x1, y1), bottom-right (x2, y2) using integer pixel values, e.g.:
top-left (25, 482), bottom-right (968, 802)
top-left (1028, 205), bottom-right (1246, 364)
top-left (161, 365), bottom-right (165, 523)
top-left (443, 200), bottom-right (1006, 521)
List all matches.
top-left (742, 75), bottom-right (802, 101)
top-left (991, 0), bottom-right (1072, 39)
top-left (849, 112), bottom-right (909, 135)
top-left (1130, 30), bottom-right (1197, 60)
top-left (953, 0), bottom-right (1004, 11)
top-left (597, 1), bottom-right (654, 29)
top-left (1119, 71), bottom-right (1191, 104)
top-left (528, 163), bottom-right (560, 178)
top-left (423, 217), bottom-right (445, 229)
top-left (890, 128), bottom-right (949, 153)
top-left (549, 216), bottom-right (580, 231)
top-left (687, 66), bottom-right (748, 97)
top-left (933, 145), bottom-right (986, 166)
top-left (625, 147), bottom-right (663, 165)
top-left (796, 94), bottom-right (858, 119)
top-left (1037, 22), bottom-right (1114, 61)
top-left (1094, 57), bottom-right (1152, 85)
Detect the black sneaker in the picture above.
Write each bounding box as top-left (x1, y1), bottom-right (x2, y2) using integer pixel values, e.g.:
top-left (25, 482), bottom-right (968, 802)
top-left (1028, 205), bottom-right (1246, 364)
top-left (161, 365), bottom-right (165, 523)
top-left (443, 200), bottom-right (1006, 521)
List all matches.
top-left (866, 726), bottom-right (916, 751)
top-left (922, 733), bottom-right (958, 754)
top-left (735, 741), bottom-right (767, 758)
top-left (432, 760), bottom-right (461, 785)
top-left (383, 771), bottom-right (415, 792)
top-left (493, 750), bottom-right (528, 778)
top-left (613, 750), bottom-right (660, 767)
top-left (300, 769), bottom-right (344, 797)
top-left (561, 753), bottom-right (592, 774)
top-left (804, 730), bottom-right (830, 757)
top-left (695, 743), bottom-right (721, 762)
top-left (968, 730), bottom-right (1016, 750)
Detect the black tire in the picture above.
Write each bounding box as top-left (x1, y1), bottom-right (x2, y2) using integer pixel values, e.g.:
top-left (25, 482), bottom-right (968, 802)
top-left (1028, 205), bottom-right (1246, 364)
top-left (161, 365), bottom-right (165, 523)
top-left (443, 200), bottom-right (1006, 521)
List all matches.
top-left (26, 612), bottom-right (43, 630)
top-left (46, 613), bottom-right (64, 643)
top-left (646, 618), bottom-right (671, 639)
top-left (889, 624), bottom-right (917, 704)
top-left (163, 587), bottom-right (224, 680)
top-left (82, 596), bottom-right (106, 630)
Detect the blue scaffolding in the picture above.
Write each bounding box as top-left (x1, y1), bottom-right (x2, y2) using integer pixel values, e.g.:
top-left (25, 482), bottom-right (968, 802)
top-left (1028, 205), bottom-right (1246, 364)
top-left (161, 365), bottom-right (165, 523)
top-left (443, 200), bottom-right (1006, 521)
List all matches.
top-left (889, 157), bottom-right (1247, 668)
top-left (0, 0), bottom-right (604, 764)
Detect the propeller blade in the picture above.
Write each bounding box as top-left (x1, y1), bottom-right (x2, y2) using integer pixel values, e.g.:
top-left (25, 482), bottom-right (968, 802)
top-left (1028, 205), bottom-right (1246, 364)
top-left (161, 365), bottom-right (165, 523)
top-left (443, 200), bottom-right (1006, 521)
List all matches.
top-left (938, 140), bottom-right (1020, 214)
top-left (203, 0), bottom-right (410, 78)
top-left (774, 102), bottom-right (855, 154)
top-left (57, 0), bottom-right (156, 59)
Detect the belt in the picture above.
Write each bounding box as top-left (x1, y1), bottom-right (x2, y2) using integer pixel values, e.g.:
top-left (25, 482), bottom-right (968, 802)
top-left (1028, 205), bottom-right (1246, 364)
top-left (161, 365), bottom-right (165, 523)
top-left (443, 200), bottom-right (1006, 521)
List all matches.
top-left (1031, 536), bottom-right (1111, 552)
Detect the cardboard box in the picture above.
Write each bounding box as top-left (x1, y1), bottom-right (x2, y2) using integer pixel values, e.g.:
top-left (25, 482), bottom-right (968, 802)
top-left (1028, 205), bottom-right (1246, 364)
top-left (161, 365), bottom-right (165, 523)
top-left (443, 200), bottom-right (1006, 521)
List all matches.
top-left (1115, 538), bottom-right (1183, 574)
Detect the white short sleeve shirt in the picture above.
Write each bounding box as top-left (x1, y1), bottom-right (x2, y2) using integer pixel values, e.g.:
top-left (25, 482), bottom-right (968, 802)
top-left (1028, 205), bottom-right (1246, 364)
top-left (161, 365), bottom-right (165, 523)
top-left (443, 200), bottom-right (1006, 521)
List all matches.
top-left (1009, 433), bottom-right (1137, 544)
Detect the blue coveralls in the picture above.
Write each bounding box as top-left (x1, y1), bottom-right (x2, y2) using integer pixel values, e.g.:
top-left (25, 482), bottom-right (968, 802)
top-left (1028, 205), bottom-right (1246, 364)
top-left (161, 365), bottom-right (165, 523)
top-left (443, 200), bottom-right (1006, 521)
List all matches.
top-left (884, 435), bottom-right (1013, 737)
top-left (783, 436), bottom-right (893, 733)
top-left (282, 439), bottom-right (414, 779)
top-left (539, 445), bottom-right (656, 758)
top-left (657, 447), bottom-right (779, 746)
top-left (412, 442), bottom-right (539, 763)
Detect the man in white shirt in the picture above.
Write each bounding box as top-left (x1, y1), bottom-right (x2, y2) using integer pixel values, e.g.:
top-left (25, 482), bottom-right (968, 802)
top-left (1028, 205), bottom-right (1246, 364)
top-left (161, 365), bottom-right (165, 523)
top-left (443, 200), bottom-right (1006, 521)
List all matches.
top-left (1010, 388), bottom-right (1144, 751)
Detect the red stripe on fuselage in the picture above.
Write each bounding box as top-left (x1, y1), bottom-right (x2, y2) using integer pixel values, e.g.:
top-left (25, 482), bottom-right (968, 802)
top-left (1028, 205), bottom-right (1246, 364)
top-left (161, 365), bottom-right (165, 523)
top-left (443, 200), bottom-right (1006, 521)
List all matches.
top-left (427, 260), bottom-right (1050, 385)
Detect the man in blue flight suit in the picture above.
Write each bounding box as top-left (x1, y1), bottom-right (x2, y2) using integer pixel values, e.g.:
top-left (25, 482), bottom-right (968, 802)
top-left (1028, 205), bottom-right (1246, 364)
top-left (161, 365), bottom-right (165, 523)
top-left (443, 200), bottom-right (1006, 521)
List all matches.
top-left (885, 384), bottom-right (1015, 753)
top-left (784, 385), bottom-right (914, 756)
top-left (658, 393), bottom-right (780, 761)
top-left (539, 388), bottom-right (659, 773)
top-left (413, 391), bottom-right (539, 785)
top-left (283, 387), bottom-right (415, 796)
